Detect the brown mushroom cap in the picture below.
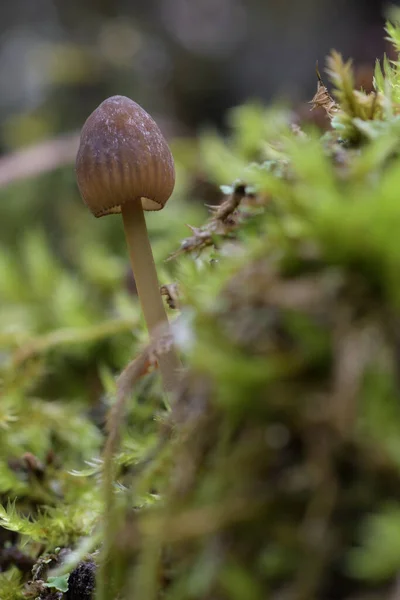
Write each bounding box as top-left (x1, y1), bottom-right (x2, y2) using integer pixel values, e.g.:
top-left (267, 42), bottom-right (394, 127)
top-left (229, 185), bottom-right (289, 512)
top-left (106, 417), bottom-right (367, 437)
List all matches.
top-left (76, 95), bottom-right (175, 217)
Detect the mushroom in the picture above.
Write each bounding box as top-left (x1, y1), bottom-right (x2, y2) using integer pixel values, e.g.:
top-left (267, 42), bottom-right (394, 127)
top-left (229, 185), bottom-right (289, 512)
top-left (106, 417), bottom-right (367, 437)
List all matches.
top-left (75, 95), bottom-right (182, 393)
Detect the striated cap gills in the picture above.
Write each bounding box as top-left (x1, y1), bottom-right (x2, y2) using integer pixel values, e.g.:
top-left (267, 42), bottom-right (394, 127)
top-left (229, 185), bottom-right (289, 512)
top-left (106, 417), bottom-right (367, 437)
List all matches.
top-left (75, 95), bottom-right (175, 217)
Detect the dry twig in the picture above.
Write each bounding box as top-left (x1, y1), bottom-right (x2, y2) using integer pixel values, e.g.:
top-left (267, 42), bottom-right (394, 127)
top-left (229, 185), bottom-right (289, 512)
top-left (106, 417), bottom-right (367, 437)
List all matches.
top-left (0, 132), bottom-right (78, 188)
top-left (310, 64), bottom-right (338, 119)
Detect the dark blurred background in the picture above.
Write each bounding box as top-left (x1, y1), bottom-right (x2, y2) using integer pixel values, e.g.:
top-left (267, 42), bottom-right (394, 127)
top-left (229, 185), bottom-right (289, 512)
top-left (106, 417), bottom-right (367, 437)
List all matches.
top-left (0, 0), bottom-right (390, 148)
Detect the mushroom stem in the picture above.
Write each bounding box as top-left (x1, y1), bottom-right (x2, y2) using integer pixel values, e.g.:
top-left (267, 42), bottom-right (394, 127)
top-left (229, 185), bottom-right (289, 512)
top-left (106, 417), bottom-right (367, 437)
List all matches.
top-left (121, 200), bottom-right (181, 394)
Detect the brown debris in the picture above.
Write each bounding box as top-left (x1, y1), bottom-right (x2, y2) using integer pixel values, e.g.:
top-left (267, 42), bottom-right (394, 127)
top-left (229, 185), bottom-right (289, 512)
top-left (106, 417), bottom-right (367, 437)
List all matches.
top-left (310, 65), bottom-right (339, 119)
top-left (205, 183), bottom-right (246, 222)
top-left (66, 560), bottom-right (96, 600)
top-left (168, 183), bottom-right (248, 260)
top-left (161, 283), bottom-right (181, 310)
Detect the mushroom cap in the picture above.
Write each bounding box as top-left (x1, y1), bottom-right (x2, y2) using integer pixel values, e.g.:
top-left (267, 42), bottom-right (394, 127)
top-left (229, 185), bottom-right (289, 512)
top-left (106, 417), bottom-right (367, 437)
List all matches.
top-left (75, 95), bottom-right (175, 217)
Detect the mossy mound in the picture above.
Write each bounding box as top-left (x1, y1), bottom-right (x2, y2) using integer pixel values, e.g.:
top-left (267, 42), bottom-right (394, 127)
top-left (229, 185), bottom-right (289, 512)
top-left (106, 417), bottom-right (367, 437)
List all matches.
top-left (3, 14), bottom-right (400, 600)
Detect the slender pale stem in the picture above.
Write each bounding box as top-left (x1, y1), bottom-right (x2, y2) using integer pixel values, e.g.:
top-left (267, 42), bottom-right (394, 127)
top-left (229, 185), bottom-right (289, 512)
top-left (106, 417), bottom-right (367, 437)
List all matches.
top-left (121, 200), bottom-right (182, 393)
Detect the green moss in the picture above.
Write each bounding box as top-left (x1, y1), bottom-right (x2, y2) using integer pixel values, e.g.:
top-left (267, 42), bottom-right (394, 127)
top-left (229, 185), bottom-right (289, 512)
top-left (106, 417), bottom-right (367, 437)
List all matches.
top-left (3, 16), bottom-right (400, 600)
